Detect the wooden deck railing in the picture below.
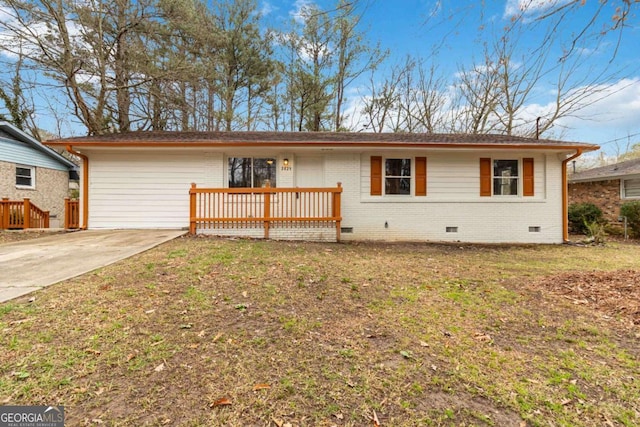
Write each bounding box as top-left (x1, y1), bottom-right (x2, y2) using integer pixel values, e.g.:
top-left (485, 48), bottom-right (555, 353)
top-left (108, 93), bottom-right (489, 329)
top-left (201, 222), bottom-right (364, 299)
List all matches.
top-left (0, 198), bottom-right (50, 230)
top-left (64, 198), bottom-right (80, 229)
top-left (189, 183), bottom-right (343, 241)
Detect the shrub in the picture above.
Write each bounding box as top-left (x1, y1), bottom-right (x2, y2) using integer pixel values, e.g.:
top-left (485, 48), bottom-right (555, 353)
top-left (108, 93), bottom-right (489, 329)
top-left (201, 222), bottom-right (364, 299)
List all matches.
top-left (568, 203), bottom-right (604, 234)
top-left (620, 201), bottom-right (640, 237)
top-left (584, 221), bottom-right (606, 244)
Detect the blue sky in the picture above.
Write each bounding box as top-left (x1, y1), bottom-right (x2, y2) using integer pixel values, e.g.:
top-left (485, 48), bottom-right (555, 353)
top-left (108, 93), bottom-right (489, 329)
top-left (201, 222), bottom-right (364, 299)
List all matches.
top-left (263, 0), bottom-right (640, 158)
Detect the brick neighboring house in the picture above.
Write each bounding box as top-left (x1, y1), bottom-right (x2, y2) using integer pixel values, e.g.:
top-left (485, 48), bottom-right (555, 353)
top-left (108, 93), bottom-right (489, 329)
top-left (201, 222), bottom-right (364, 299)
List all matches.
top-left (1, 122), bottom-right (78, 228)
top-left (568, 157), bottom-right (640, 227)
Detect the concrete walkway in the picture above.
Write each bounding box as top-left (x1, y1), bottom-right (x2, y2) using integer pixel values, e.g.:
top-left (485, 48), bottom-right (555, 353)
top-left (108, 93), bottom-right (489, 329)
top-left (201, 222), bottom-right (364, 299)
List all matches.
top-left (0, 229), bottom-right (186, 303)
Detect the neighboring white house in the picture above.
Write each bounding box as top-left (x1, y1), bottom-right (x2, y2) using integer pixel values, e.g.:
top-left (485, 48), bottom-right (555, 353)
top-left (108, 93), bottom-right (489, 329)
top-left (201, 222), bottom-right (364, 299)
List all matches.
top-left (1, 121), bottom-right (77, 228)
top-left (45, 131), bottom-right (598, 243)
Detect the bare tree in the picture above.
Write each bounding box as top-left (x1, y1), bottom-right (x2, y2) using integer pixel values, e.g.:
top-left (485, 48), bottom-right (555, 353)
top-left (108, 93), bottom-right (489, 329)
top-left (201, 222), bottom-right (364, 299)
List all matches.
top-left (452, 50), bottom-right (501, 134)
top-left (332, 0), bottom-right (387, 131)
top-left (508, 0), bottom-right (639, 60)
top-left (360, 61), bottom-right (409, 133)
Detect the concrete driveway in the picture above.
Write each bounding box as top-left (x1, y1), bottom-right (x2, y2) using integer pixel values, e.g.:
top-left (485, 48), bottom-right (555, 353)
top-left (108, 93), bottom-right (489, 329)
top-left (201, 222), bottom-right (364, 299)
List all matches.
top-left (0, 229), bottom-right (186, 303)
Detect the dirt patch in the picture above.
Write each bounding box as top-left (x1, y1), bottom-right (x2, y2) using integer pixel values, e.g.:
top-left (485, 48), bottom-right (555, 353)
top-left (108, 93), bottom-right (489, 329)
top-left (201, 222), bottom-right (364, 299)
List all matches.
top-left (531, 269), bottom-right (640, 327)
top-left (0, 230), bottom-right (65, 244)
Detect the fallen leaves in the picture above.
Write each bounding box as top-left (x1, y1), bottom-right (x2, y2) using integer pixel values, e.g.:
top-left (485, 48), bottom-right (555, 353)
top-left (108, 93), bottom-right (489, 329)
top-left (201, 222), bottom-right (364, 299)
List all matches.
top-left (271, 418), bottom-right (293, 427)
top-left (532, 269), bottom-right (640, 326)
top-left (473, 332), bottom-right (492, 343)
top-left (210, 397), bottom-right (232, 408)
top-left (372, 410), bottom-right (381, 426)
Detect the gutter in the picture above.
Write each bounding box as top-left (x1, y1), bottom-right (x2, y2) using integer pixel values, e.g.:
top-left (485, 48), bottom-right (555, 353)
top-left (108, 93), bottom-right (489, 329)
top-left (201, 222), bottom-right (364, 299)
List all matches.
top-left (66, 145), bottom-right (89, 230)
top-left (561, 149), bottom-right (583, 243)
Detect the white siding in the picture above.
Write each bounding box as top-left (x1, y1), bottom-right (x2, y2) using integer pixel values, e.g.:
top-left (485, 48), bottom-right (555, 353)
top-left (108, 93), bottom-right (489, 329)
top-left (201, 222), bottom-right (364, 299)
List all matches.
top-left (83, 148), bottom-right (567, 243)
top-left (88, 150), bottom-right (213, 229)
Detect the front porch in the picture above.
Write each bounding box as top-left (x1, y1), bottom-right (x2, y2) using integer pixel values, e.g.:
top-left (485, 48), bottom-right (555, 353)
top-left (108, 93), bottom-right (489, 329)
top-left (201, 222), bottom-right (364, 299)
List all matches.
top-left (188, 183), bottom-right (343, 242)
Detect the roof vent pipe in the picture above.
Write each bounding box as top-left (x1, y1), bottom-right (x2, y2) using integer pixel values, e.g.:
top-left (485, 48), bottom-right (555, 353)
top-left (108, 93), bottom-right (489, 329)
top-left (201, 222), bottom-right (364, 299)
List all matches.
top-left (536, 117), bottom-right (541, 140)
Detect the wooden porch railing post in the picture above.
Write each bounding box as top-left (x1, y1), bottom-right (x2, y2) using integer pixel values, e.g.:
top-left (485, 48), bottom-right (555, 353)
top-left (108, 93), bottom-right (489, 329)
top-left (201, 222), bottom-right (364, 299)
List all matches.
top-left (189, 183), bottom-right (197, 235)
top-left (1, 198), bottom-right (8, 230)
top-left (64, 198), bottom-right (81, 229)
top-left (23, 198), bottom-right (31, 229)
top-left (64, 198), bottom-right (70, 229)
top-left (263, 182), bottom-right (271, 239)
top-left (43, 211), bottom-right (50, 228)
top-left (333, 182), bottom-right (342, 242)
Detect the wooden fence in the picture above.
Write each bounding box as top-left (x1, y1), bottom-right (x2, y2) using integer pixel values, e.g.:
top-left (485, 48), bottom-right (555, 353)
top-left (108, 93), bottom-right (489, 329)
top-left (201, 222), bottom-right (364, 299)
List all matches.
top-left (189, 183), bottom-right (343, 241)
top-left (65, 198), bottom-right (80, 229)
top-left (0, 198), bottom-right (50, 229)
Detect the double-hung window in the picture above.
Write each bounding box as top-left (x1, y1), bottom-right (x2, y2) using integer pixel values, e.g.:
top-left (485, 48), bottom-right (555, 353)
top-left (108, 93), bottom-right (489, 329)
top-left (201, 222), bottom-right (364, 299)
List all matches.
top-left (370, 156), bottom-right (427, 196)
top-left (16, 165), bottom-right (35, 188)
top-left (228, 157), bottom-right (277, 188)
top-left (493, 160), bottom-right (519, 196)
top-left (385, 158), bottom-right (411, 195)
top-left (480, 158), bottom-right (534, 197)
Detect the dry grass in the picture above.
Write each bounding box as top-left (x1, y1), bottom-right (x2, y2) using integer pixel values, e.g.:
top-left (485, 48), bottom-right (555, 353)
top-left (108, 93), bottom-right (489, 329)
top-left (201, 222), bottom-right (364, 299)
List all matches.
top-left (1, 236), bottom-right (639, 426)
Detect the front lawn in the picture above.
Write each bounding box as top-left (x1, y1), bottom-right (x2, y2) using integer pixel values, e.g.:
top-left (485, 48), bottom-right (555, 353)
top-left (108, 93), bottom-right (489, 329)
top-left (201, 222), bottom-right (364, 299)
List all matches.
top-left (1, 237), bottom-right (639, 426)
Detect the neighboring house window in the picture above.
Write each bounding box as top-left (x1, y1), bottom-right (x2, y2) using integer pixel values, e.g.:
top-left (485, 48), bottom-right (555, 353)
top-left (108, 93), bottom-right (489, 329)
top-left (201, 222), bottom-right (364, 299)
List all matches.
top-left (623, 178), bottom-right (640, 198)
top-left (370, 156), bottom-right (427, 196)
top-left (16, 165), bottom-right (35, 188)
top-left (479, 158), bottom-right (534, 197)
top-left (228, 157), bottom-right (276, 188)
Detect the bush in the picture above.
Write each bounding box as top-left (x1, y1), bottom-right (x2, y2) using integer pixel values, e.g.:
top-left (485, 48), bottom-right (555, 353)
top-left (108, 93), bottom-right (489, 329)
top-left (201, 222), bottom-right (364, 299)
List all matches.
top-left (568, 203), bottom-right (604, 234)
top-left (584, 221), bottom-right (606, 244)
top-left (620, 201), bottom-right (640, 237)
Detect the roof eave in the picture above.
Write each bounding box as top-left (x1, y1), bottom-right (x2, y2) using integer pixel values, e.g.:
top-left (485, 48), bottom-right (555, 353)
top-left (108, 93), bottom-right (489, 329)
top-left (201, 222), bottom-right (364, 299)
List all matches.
top-left (1, 121), bottom-right (77, 169)
top-left (45, 140), bottom-right (600, 152)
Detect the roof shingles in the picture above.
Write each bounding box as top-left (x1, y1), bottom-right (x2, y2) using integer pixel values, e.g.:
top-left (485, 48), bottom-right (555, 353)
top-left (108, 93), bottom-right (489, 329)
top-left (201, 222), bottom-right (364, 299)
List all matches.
top-left (569, 157), bottom-right (640, 182)
top-left (45, 130), bottom-right (599, 151)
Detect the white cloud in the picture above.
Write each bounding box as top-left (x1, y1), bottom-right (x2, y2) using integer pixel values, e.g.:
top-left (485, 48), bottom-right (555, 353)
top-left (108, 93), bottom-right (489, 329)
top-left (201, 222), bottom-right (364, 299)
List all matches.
top-left (260, 1), bottom-right (276, 17)
top-left (503, 0), bottom-right (572, 20)
top-left (554, 78), bottom-right (640, 149)
top-left (290, 0), bottom-right (316, 24)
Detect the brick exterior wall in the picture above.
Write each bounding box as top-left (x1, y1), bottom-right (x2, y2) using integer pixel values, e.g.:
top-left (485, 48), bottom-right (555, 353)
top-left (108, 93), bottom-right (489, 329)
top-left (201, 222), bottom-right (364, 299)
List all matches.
top-left (199, 227), bottom-right (338, 242)
top-left (568, 180), bottom-right (622, 225)
top-left (0, 160), bottom-right (70, 228)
